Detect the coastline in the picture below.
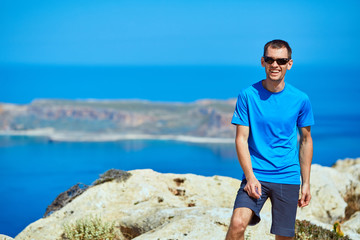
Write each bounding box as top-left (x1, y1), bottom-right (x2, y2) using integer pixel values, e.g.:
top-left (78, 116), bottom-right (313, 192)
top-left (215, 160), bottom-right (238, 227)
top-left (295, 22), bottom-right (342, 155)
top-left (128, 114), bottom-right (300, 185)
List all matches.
top-left (0, 128), bottom-right (234, 144)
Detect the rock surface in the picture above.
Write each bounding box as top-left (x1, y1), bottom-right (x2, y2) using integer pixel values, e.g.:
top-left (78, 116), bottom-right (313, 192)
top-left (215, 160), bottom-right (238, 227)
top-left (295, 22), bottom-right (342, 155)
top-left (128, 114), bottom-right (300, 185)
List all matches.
top-left (15, 158), bottom-right (360, 240)
top-left (0, 235), bottom-right (14, 240)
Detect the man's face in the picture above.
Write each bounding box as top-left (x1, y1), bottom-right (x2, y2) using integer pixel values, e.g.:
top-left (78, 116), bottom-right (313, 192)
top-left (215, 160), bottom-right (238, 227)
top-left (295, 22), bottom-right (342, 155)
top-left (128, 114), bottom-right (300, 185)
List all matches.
top-left (261, 47), bottom-right (293, 82)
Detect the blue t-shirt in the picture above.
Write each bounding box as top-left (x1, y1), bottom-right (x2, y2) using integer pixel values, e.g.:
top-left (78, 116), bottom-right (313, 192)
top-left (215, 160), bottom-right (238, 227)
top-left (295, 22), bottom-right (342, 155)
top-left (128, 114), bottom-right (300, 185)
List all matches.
top-left (231, 81), bottom-right (314, 184)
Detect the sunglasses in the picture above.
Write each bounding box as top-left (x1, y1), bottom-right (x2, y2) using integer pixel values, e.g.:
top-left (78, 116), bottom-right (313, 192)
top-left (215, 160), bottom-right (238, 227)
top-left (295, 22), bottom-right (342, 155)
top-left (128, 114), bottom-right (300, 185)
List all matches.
top-left (263, 56), bottom-right (290, 65)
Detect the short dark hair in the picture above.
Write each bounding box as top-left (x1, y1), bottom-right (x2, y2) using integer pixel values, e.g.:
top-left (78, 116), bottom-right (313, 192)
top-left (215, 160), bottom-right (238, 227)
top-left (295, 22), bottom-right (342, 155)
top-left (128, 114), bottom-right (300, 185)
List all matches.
top-left (264, 39), bottom-right (292, 59)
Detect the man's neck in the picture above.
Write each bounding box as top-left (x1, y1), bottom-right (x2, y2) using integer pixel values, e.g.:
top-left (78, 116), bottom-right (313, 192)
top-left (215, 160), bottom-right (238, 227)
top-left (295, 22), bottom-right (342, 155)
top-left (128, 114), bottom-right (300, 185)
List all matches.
top-left (262, 79), bottom-right (285, 93)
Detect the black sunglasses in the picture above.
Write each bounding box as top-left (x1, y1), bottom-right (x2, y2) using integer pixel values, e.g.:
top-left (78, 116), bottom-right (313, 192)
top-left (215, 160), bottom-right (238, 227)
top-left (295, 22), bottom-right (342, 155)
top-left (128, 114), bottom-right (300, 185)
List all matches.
top-left (263, 56), bottom-right (290, 65)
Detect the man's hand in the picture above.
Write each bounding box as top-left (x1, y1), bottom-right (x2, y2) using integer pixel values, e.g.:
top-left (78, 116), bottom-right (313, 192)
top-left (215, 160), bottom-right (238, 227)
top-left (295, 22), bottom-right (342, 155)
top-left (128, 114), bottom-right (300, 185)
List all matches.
top-left (244, 176), bottom-right (262, 199)
top-left (298, 183), bottom-right (311, 207)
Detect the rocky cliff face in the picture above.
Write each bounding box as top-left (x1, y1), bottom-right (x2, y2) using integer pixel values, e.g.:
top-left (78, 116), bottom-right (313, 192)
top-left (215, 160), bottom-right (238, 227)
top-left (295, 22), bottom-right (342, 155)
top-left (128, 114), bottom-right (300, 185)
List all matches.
top-left (0, 99), bottom-right (236, 139)
top-left (9, 158), bottom-right (360, 240)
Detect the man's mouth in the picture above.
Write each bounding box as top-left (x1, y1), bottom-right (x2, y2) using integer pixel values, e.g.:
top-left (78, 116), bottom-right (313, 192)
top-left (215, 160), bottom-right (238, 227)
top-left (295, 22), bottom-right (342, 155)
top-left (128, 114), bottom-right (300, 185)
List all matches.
top-left (270, 69), bottom-right (280, 74)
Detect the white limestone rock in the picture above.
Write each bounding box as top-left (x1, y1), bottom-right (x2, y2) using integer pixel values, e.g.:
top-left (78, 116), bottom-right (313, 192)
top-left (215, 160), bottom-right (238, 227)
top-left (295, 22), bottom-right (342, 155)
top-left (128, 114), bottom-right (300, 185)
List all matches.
top-left (297, 164), bottom-right (348, 223)
top-left (131, 207), bottom-right (232, 240)
top-left (0, 235), bottom-right (14, 240)
top-left (14, 159), bottom-right (360, 240)
top-left (333, 158), bottom-right (360, 195)
top-left (15, 170), bottom-right (240, 240)
top-left (342, 211), bottom-right (360, 240)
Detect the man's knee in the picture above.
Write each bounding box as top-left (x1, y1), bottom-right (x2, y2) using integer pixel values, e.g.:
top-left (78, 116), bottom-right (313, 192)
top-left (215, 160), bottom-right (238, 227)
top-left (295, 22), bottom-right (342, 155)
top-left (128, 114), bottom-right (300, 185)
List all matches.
top-left (229, 215), bottom-right (248, 234)
top-left (228, 208), bottom-right (253, 234)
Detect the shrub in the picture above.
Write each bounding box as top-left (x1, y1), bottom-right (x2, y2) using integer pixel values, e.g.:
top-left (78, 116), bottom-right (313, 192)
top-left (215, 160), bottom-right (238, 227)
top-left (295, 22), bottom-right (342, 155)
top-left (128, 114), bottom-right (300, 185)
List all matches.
top-left (44, 183), bottom-right (88, 217)
top-left (63, 215), bottom-right (118, 240)
top-left (92, 169), bottom-right (132, 186)
top-left (295, 220), bottom-right (350, 240)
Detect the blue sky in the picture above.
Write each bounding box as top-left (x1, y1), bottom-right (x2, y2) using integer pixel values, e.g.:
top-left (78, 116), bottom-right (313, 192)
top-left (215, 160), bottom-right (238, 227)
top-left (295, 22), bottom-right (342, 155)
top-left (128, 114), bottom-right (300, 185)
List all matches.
top-left (1, 0), bottom-right (360, 66)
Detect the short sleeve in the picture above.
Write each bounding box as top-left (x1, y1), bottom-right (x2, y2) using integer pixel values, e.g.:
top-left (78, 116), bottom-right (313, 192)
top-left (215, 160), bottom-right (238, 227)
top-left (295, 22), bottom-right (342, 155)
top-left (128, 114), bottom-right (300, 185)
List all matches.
top-left (297, 96), bottom-right (315, 127)
top-left (231, 92), bottom-right (249, 126)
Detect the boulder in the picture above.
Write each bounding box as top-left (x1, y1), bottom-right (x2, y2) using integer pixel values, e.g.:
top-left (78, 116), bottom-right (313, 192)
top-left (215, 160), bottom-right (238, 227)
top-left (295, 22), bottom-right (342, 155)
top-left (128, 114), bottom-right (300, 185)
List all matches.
top-left (15, 170), bottom-right (241, 240)
top-left (14, 159), bottom-right (360, 240)
top-left (297, 164), bottom-right (348, 223)
top-left (333, 158), bottom-right (360, 194)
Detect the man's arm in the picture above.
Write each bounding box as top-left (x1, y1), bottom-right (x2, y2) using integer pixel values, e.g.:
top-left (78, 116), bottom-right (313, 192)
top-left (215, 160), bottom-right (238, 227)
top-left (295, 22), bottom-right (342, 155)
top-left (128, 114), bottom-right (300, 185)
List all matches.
top-left (298, 126), bottom-right (313, 207)
top-left (235, 124), bottom-right (261, 199)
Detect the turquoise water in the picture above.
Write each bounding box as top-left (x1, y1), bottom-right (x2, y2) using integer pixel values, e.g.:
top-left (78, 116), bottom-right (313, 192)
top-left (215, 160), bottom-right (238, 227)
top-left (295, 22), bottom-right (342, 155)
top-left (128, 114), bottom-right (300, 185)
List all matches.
top-left (1, 65), bottom-right (360, 237)
top-left (0, 137), bottom-right (240, 236)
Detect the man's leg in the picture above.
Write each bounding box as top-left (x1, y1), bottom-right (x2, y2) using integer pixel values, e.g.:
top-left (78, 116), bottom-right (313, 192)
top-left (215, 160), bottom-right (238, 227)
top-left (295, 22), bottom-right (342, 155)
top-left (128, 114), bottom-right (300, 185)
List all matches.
top-left (270, 182), bottom-right (300, 238)
top-left (225, 207), bottom-right (253, 240)
top-left (226, 180), bottom-right (268, 240)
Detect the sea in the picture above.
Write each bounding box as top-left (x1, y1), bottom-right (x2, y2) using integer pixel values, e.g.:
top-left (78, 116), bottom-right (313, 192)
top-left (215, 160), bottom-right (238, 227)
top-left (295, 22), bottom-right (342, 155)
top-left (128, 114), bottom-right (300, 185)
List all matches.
top-left (0, 64), bottom-right (359, 237)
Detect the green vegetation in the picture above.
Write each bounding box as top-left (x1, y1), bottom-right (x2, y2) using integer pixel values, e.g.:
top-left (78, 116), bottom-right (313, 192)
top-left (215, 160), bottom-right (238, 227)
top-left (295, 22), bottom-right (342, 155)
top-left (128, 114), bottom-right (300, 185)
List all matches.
top-left (295, 220), bottom-right (350, 240)
top-left (63, 215), bottom-right (119, 240)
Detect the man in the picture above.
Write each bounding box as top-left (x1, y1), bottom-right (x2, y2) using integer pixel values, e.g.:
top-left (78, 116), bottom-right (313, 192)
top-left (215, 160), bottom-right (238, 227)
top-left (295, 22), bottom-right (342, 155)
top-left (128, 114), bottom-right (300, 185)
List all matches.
top-left (225, 39), bottom-right (314, 240)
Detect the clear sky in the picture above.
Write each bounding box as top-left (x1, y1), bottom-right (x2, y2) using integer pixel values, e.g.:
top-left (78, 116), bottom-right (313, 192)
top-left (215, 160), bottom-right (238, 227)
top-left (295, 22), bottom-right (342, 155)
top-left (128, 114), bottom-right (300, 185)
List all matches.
top-left (1, 0), bottom-right (360, 66)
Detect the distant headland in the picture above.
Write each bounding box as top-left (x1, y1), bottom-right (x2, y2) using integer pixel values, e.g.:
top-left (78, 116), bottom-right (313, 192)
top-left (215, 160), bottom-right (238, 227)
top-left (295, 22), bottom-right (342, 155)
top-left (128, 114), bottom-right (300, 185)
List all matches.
top-left (0, 99), bottom-right (236, 143)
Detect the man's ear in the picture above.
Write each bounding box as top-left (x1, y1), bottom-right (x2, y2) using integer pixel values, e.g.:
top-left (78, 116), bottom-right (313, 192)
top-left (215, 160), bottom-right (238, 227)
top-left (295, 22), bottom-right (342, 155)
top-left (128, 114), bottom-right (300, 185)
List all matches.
top-left (261, 57), bottom-right (265, 67)
top-left (287, 59), bottom-right (293, 70)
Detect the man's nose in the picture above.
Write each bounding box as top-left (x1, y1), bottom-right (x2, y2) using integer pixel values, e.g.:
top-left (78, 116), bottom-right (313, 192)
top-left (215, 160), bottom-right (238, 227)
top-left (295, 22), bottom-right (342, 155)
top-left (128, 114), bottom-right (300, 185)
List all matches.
top-left (271, 60), bottom-right (279, 67)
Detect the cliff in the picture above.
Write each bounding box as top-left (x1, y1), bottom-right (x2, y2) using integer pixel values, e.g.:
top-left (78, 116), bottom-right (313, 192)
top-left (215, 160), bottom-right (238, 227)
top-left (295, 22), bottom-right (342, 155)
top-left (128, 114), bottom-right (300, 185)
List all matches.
top-left (7, 158), bottom-right (360, 240)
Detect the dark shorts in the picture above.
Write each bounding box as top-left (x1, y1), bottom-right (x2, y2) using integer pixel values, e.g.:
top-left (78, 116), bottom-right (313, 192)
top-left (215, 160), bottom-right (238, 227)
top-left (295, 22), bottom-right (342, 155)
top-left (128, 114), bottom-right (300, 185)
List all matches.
top-left (233, 180), bottom-right (300, 237)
